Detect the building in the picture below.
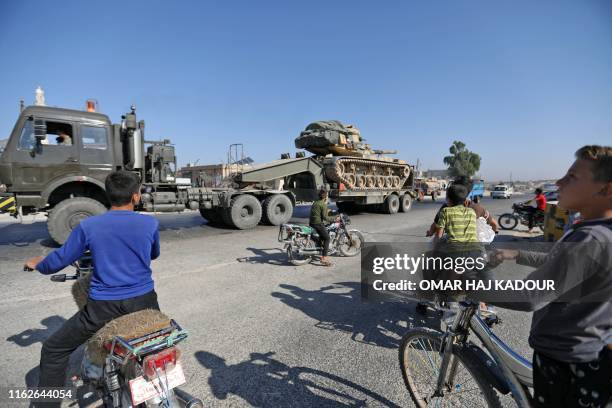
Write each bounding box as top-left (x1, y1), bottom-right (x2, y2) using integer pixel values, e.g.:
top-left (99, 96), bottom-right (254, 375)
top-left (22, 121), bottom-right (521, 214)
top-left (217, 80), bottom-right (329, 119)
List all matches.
top-left (178, 163), bottom-right (251, 187)
top-left (422, 169), bottom-right (450, 179)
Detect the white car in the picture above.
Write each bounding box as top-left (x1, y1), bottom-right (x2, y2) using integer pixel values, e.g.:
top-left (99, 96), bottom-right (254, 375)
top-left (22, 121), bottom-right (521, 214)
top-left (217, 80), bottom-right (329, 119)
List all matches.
top-left (491, 185), bottom-right (513, 199)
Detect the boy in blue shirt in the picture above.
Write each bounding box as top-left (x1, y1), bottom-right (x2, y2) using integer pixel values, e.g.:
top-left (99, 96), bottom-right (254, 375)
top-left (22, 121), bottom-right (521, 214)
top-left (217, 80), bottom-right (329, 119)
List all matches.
top-left (24, 170), bottom-right (161, 394)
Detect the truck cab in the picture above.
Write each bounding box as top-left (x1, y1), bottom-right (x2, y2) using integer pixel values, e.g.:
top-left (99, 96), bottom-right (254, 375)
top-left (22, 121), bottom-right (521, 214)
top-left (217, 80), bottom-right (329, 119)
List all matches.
top-left (0, 106), bottom-right (116, 208)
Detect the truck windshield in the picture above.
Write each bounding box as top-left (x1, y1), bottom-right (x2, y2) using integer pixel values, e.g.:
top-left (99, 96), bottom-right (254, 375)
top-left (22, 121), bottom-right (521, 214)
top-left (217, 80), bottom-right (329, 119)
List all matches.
top-left (494, 186), bottom-right (507, 191)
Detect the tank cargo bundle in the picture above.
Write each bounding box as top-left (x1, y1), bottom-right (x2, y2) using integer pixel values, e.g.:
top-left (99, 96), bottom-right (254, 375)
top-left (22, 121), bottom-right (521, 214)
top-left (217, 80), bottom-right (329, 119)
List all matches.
top-left (295, 121), bottom-right (412, 191)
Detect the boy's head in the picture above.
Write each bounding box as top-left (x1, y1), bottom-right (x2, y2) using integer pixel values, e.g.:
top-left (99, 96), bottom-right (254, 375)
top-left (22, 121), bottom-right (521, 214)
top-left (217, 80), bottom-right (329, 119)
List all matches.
top-left (557, 145), bottom-right (612, 215)
top-left (453, 175), bottom-right (473, 192)
top-left (535, 188), bottom-right (543, 195)
top-left (446, 184), bottom-right (469, 206)
top-left (105, 171), bottom-right (141, 207)
top-left (318, 188), bottom-right (328, 200)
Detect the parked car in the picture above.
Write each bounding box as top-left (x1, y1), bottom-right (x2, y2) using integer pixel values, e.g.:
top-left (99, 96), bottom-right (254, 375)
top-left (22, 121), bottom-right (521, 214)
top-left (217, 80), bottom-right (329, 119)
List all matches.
top-left (491, 184), bottom-right (513, 199)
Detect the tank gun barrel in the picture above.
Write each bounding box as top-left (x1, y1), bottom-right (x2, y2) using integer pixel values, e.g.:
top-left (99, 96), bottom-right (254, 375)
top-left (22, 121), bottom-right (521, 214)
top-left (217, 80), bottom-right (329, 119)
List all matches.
top-left (372, 149), bottom-right (397, 155)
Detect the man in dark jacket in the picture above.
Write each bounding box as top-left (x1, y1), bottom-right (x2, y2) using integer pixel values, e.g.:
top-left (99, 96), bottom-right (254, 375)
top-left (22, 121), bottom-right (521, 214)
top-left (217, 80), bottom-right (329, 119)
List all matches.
top-left (310, 188), bottom-right (335, 266)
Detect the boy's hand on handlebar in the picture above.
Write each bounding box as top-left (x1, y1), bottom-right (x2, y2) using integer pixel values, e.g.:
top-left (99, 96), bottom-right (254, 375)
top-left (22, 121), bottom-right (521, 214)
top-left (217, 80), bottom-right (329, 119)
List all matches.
top-left (24, 256), bottom-right (44, 271)
top-left (493, 249), bottom-right (519, 262)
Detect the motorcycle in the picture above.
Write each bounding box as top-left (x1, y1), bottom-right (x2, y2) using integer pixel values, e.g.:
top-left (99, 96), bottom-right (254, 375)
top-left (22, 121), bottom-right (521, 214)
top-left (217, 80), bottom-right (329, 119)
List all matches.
top-left (498, 202), bottom-right (545, 231)
top-left (278, 213), bottom-right (364, 265)
top-left (34, 256), bottom-right (202, 408)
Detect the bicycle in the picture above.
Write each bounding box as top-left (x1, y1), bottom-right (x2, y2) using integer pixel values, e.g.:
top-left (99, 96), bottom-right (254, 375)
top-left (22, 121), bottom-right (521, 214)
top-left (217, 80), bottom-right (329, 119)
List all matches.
top-left (399, 301), bottom-right (533, 407)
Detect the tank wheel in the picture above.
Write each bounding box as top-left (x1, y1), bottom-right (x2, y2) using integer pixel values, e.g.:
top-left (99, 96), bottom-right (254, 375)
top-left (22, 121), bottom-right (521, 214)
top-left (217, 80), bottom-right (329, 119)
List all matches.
top-left (261, 194), bottom-right (293, 226)
top-left (392, 176), bottom-right (401, 188)
top-left (366, 175), bottom-right (376, 188)
top-left (48, 197), bottom-right (107, 244)
top-left (227, 194), bottom-right (262, 229)
top-left (384, 177), bottom-right (393, 188)
top-left (346, 174), bottom-right (356, 188)
top-left (399, 194), bottom-right (413, 212)
top-left (336, 161), bottom-right (345, 176)
top-left (199, 208), bottom-right (224, 225)
top-left (376, 176), bottom-right (385, 188)
top-left (383, 194), bottom-right (400, 214)
top-left (356, 175), bottom-right (367, 188)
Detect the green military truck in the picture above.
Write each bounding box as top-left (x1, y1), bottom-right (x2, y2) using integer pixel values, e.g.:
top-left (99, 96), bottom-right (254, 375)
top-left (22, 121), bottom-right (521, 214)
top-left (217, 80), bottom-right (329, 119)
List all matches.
top-left (0, 105), bottom-right (295, 244)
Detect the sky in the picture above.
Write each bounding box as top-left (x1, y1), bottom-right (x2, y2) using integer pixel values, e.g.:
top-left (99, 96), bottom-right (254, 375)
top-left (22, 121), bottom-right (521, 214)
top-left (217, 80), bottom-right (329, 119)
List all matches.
top-left (1, 0), bottom-right (611, 181)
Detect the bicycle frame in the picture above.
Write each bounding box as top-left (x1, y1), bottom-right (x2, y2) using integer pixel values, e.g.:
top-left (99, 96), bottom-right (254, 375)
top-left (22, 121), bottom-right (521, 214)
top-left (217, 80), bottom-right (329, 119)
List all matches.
top-left (434, 303), bottom-right (533, 408)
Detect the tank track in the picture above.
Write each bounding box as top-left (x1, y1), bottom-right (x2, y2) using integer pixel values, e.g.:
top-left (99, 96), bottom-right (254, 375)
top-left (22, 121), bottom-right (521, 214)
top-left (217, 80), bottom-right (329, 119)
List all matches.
top-left (324, 157), bottom-right (411, 191)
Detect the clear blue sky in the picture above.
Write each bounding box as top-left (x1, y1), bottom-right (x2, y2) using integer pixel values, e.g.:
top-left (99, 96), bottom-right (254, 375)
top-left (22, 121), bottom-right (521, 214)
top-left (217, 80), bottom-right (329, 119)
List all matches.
top-left (1, 0), bottom-right (610, 181)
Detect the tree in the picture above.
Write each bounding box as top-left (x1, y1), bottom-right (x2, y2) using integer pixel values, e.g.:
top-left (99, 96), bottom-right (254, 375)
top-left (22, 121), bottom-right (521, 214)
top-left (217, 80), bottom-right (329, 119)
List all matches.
top-left (443, 141), bottom-right (481, 178)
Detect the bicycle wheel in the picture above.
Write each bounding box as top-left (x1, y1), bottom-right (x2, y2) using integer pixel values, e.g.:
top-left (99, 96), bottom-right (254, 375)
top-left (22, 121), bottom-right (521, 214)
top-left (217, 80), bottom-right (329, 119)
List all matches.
top-left (399, 327), bottom-right (501, 408)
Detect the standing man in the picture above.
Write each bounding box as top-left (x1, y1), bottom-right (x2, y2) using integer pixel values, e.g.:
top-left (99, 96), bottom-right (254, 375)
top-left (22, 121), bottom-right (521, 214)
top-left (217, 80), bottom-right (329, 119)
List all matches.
top-left (24, 171), bottom-right (160, 406)
top-left (309, 188), bottom-right (334, 266)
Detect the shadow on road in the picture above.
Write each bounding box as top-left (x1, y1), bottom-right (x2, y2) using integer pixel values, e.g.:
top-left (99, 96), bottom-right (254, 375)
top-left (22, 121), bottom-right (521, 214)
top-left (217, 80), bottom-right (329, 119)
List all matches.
top-left (237, 247), bottom-right (291, 266)
top-left (196, 350), bottom-right (402, 407)
top-left (7, 315), bottom-right (68, 387)
top-left (271, 282), bottom-right (439, 349)
top-left (7, 315), bottom-right (84, 388)
top-left (0, 222), bottom-right (58, 248)
top-left (7, 315), bottom-right (66, 347)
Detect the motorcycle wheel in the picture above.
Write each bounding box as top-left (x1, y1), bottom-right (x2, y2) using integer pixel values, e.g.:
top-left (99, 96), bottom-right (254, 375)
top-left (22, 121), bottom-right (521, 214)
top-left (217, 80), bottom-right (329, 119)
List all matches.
top-left (498, 213), bottom-right (518, 230)
top-left (338, 230), bottom-right (364, 257)
top-left (286, 244), bottom-right (313, 266)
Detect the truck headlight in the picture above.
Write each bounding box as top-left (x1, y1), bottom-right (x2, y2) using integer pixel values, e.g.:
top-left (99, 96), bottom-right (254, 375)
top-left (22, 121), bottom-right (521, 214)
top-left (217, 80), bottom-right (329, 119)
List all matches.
top-left (0, 184), bottom-right (6, 193)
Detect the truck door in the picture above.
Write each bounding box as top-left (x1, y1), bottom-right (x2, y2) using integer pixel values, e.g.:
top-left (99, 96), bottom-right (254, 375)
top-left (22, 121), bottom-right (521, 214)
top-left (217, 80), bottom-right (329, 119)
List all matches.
top-left (10, 117), bottom-right (79, 193)
top-left (78, 123), bottom-right (113, 184)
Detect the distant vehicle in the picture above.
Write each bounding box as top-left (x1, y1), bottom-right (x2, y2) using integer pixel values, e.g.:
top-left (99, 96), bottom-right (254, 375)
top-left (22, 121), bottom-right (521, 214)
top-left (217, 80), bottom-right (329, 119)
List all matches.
top-left (541, 183), bottom-right (558, 192)
top-left (491, 184), bottom-right (513, 199)
top-left (468, 180), bottom-right (485, 201)
top-left (544, 190), bottom-right (559, 204)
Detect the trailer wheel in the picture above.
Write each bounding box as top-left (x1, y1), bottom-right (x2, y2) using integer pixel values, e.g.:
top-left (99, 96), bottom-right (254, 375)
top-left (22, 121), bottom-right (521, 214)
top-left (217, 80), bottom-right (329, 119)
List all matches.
top-left (383, 194), bottom-right (400, 214)
top-left (48, 197), bottom-right (107, 244)
top-left (261, 194), bottom-right (293, 226)
top-left (228, 194), bottom-right (262, 229)
top-left (399, 194), bottom-right (413, 212)
top-left (199, 208), bottom-right (223, 225)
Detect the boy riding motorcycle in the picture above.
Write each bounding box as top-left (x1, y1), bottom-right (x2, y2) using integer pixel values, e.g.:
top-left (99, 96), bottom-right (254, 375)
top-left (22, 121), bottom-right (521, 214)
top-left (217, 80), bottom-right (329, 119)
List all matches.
top-left (24, 171), bottom-right (161, 407)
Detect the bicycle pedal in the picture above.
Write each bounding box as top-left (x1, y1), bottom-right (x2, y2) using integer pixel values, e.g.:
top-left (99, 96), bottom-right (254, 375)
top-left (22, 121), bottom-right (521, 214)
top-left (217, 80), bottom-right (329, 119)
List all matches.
top-left (484, 315), bottom-right (502, 326)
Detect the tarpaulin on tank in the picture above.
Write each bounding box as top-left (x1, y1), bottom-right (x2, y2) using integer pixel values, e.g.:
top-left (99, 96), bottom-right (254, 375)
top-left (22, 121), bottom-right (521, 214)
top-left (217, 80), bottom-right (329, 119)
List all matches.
top-left (295, 120), bottom-right (354, 149)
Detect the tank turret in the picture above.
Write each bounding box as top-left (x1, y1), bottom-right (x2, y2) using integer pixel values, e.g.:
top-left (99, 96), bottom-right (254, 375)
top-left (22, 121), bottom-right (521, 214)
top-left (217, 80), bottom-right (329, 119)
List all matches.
top-left (295, 120), bottom-right (413, 191)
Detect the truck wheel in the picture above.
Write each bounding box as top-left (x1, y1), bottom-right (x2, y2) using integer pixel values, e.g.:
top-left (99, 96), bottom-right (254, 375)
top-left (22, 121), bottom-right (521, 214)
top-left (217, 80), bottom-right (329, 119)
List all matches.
top-left (261, 194), bottom-right (293, 226)
top-left (383, 194), bottom-right (400, 214)
top-left (399, 194), bottom-right (413, 212)
top-left (199, 208), bottom-right (223, 225)
top-left (48, 197), bottom-right (107, 244)
top-left (228, 194), bottom-right (262, 229)
top-left (336, 201), bottom-right (357, 214)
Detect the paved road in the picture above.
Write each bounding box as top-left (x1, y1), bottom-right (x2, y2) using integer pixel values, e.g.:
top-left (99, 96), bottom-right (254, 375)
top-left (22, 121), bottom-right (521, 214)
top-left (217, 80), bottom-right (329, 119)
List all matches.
top-left (0, 196), bottom-right (534, 407)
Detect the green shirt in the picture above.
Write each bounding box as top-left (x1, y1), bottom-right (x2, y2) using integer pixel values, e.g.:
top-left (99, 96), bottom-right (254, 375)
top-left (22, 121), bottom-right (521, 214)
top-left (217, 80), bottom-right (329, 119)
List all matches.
top-left (435, 205), bottom-right (478, 243)
top-left (310, 199), bottom-right (332, 225)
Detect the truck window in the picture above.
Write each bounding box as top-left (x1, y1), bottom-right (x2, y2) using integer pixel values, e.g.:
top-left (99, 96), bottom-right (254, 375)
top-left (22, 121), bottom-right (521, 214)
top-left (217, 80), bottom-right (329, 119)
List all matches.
top-left (45, 122), bottom-right (74, 146)
top-left (81, 125), bottom-right (108, 149)
top-left (18, 120), bottom-right (35, 149)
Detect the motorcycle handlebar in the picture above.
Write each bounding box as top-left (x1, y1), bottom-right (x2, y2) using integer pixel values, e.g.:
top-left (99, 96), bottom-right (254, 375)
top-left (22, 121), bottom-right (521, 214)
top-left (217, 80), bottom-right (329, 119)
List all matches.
top-left (50, 273), bottom-right (79, 282)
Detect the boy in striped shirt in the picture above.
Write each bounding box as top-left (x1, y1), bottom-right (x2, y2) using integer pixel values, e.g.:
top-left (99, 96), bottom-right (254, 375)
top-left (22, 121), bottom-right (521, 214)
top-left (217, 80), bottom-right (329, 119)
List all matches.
top-left (433, 183), bottom-right (478, 244)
